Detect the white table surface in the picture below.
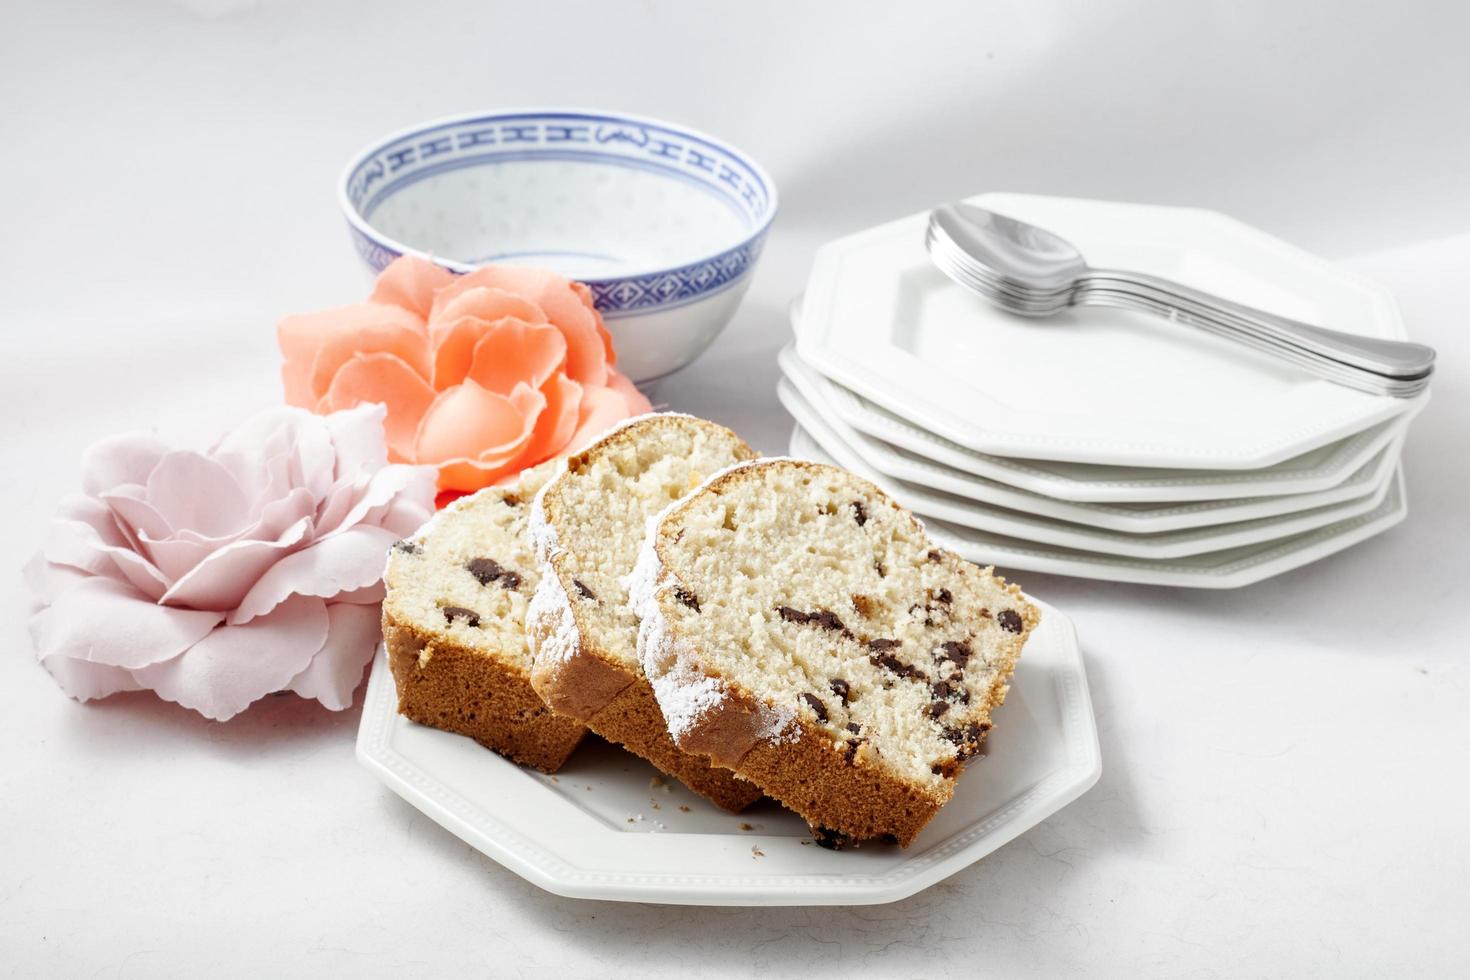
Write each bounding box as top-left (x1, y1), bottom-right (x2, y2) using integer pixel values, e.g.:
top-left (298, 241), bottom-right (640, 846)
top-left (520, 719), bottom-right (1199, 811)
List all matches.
top-left (3, 2), bottom-right (1468, 976)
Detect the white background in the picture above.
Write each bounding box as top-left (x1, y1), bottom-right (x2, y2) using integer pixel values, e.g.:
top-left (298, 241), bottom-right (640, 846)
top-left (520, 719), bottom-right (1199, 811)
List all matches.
top-left (3, 1), bottom-right (1468, 976)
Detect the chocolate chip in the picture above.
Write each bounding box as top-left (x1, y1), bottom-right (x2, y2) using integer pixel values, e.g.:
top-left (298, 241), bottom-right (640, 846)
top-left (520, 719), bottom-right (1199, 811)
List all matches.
top-left (829, 678), bottom-right (851, 703)
top-left (466, 557), bottom-right (504, 585)
top-left (392, 540), bottom-right (421, 555)
top-left (867, 638), bottom-right (901, 651)
top-left (870, 650), bottom-right (927, 681)
top-left (852, 500), bottom-right (868, 526)
top-left (935, 588), bottom-right (953, 605)
top-left (846, 722), bottom-right (862, 735)
top-left (442, 606), bottom-right (480, 627)
top-left (810, 609), bottom-right (847, 633)
top-left (799, 692), bottom-right (828, 722)
top-left (674, 587), bottom-right (701, 612)
top-left (998, 609), bottom-right (1024, 633)
top-left (778, 606), bottom-right (850, 636)
top-left (942, 721), bottom-right (992, 760)
top-left (931, 680), bottom-right (953, 700)
top-left (573, 579), bottom-right (597, 601)
top-left (874, 560), bottom-right (887, 578)
top-left (925, 700), bottom-right (950, 719)
top-left (466, 557), bottom-right (520, 591)
top-left (927, 549), bottom-right (942, 563)
top-left (813, 826), bottom-right (851, 850)
top-left (940, 641), bottom-right (972, 667)
top-left (501, 493), bottom-right (521, 507)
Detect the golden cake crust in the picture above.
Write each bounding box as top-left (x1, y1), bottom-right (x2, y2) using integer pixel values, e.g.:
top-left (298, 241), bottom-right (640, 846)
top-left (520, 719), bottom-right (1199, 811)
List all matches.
top-left (634, 458), bottom-right (1039, 846)
top-left (384, 616), bottom-right (585, 773)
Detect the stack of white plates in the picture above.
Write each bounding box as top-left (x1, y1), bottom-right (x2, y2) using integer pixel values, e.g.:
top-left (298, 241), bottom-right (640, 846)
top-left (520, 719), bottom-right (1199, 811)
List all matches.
top-left (783, 194), bottom-right (1429, 587)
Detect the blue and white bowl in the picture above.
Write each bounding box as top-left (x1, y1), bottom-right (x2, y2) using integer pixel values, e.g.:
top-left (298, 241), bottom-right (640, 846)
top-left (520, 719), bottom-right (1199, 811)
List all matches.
top-left (338, 109), bottom-right (777, 381)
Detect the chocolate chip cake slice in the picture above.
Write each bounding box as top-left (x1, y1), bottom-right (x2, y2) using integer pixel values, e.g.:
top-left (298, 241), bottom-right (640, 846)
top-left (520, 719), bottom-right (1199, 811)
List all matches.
top-left (527, 414), bottom-right (763, 812)
top-left (630, 459), bottom-right (1038, 846)
top-left (382, 462), bottom-right (585, 773)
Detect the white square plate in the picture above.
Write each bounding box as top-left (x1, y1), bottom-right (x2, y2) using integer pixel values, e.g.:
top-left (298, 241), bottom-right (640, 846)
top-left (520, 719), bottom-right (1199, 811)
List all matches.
top-left (780, 378), bottom-right (1400, 559)
top-left (780, 344), bottom-right (1409, 533)
top-left (792, 426), bottom-right (1409, 589)
top-left (356, 599), bottom-right (1099, 906)
top-left (795, 193), bottom-right (1424, 470)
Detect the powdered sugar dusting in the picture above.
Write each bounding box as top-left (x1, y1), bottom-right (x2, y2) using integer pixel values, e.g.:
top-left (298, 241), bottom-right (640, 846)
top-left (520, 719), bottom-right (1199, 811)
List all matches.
top-left (526, 565), bottom-right (579, 666)
top-left (649, 662), bottom-right (727, 739)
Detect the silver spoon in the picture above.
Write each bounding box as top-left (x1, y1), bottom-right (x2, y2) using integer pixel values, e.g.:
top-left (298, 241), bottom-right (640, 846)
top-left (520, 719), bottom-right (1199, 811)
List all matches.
top-left (928, 203), bottom-right (1436, 389)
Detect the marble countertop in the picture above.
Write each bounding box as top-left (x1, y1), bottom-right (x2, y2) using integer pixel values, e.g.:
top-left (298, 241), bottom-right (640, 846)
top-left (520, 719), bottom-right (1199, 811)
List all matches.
top-left (3, 2), bottom-right (1468, 976)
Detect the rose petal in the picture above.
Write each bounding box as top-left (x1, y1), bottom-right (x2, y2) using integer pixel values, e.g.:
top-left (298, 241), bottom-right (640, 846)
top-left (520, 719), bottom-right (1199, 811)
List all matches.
top-left (254, 486), bottom-right (317, 542)
top-left (566, 386), bottom-right (636, 453)
top-left (22, 554), bottom-right (89, 607)
top-left (159, 516), bottom-right (312, 612)
top-left (285, 601), bottom-right (384, 710)
top-left (47, 494), bottom-right (169, 598)
top-left (571, 280), bottom-right (617, 365)
top-left (323, 401), bottom-right (391, 475)
top-left (45, 512), bottom-right (170, 600)
top-left (321, 354), bottom-right (436, 462)
top-left (606, 369), bottom-right (653, 415)
top-left (135, 534), bottom-right (212, 584)
top-left (333, 583), bottom-right (386, 605)
top-left (431, 267), bottom-right (607, 386)
top-left (100, 485), bottom-right (174, 543)
top-left (430, 287), bottom-right (546, 343)
top-left (465, 319), bottom-right (567, 396)
top-left (228, 525), bottom-right (400, 625)
top-left (432, 313), bottom-right (554, 390)
top-left (315, 464), bottom-right (436, 541)
top-left (369, 255), bottom-right (455, 319)
top-left (412, 380), bottom-right (543, 467)
top-left (145, 451), bottom-right (252, 540)
top-left (30, 575), bottom-right (224, 670)
top-left (39, 656), bottom-right (144, 703)
top-left (277, 302), bottom-right (429, 406)
top-left (517, 374), bottom-right (582, 467)
top-left (131, 595), bottom-right (330, 721)
top-left (372, 489), bottom-right (435, 536)
top-left (80, 432), bottom-right (172, 497)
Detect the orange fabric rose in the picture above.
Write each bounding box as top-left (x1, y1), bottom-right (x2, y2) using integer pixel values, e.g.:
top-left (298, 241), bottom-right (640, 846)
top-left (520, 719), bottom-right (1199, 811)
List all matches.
top-left (278, 257), bottom-right (652, 504)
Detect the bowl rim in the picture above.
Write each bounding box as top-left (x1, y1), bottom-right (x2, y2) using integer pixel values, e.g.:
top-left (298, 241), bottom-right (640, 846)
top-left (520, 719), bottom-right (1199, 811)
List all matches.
top-left (337, 106), bottom-right (779, 283)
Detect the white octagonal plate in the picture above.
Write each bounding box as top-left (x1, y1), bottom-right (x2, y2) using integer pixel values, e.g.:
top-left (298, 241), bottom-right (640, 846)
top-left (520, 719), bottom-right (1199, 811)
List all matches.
top-left (780, 344), bottom-right (1411, 532)
top-left (795, 193), bottom-right (1422, 470)
top-left (792, 426), bottom-right (1409, 588)
top-left (780, 378), bottom-right (1400, 560)
top-left (356, 599), bottom-right (1099, 906)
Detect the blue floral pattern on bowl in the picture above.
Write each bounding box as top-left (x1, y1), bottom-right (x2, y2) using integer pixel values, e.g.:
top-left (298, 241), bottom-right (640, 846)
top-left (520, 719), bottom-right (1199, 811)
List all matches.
top-left (339, 110), bottom-right (777, 319)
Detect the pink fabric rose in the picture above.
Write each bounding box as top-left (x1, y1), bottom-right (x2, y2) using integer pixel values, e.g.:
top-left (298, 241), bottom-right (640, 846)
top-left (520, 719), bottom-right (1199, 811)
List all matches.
top-left (277, 256), bottom-right (653, 505)
top-left (23, 404), bottom-right (436, 721)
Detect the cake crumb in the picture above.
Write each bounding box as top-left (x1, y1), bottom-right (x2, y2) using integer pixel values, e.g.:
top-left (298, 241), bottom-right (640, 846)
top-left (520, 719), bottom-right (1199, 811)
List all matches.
top-left (751, 845), bottom-right (765, 859)
top-left (799, 840), bottom-right (812, 846)
top-left (651, 802), bottom-right (661, 810)
top-left (549, 776), bottom-right (559, 783)
top-left (678, 805), bottom-right (691, 813)
top-left (649, 775), bottom-right (666, 789)
top-left (738, 822), bottom-right (754, 832)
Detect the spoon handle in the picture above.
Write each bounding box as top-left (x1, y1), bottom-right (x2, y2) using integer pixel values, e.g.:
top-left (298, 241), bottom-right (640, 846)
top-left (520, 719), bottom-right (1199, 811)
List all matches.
top-left (1087, 269), bottom-right (1435, 379)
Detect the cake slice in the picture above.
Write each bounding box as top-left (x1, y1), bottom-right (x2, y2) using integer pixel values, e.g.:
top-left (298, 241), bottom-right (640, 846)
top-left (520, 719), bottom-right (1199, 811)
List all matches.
top-left (526, 414), bottom-right (763, 811)
top-left (630, 459), bottom-right (1038, 846)
top-left (382, 462), bottom-right (585, 772)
